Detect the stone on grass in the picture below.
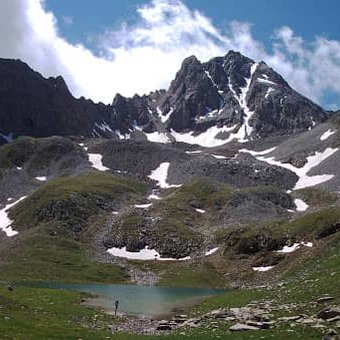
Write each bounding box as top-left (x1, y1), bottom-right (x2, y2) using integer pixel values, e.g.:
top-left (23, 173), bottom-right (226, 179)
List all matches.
top-left (277, 316), bottom-right (301, 322)
top-left (317, 296), bottom-right (335, 303)
top-left (229, 323), bottom-right (260, 332)
top-left (318, 307), bottom-right (340, 320)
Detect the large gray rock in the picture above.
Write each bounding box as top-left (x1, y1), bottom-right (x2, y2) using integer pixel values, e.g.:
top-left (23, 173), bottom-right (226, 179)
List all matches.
top-left (318, 307), bottom-right (340, 320)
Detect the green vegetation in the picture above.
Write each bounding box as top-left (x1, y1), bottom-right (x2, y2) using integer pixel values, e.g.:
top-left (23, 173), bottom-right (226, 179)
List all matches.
top-left (10, 172), bottom-right (146, 232)
top-left (160, 179), bottom-right (233, 213)
top-left (0, 167), bottom-right (339, 338)
top-left (132, 259), bottom-right (226, 288)
top-left (294, 187), bottom-right (338, 207)
top-left (0, 136), bottom-right (37, 168)
top-left (217, 205), bottom-right (340, 255)
top-left (0, 172), bottom-right (147, 283)
top-left (0, 285), bottom-right (115, 339)
top-left (0, 228), bottom-right (129, 283)
top-left (157, 261), bottom-right (226, 288)
top-left (0, 136), bottom-right (84, 174)
top-left (233, 185), bottom-right (294, 209)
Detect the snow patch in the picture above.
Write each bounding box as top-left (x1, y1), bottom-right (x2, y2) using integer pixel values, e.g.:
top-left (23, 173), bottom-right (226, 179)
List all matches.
top-left (212, 154), bottom-right (227, 159)
top-left (134, 203), bottom-right (152, 209)
top-left (257, 78), bottom-right (277, 86)
top-left (116, 131), bottom-right (131, 140)
top-left (88, 153), bottom-right (110, 171)
top-left (185, 150), bottom-right (203, 154)
top-left (107, 246), bottom-right (190, 261)
top-left (254, 147), bottom-right (338, 190)
top-left (252, 266), bottom-right (275, 272)
top-left (265, 87), bottom-right (275, 99)
top-left (171, 124), bottom-right (237, 148)
top-left (320, 129), bottom-right (336, 141)
top-left (157, 107), bottom-right (173, 123)
top-left (148, 190), bottom-right (162, 200)
top-left (294, 198), bottom-right (309, 212)
top-left (148, 162), bottom-right (182, 189)
top-left (0, 196), bottom-right (27, 237)
top-left (276, 241), bottom-right (313, 254)
top-left (204, 70), bottom-right (224, 93)
top-left (195, 208), bottom-right (205, 214)
top-left (239, 147), bottom-right (276, 156)
top-left (95, 121), bottom-right (113, 133)
top-left (205, 247), bottom-right (219, 256)
top-left (35, 176), bottom-right (47, 182)
top-left (228, 63), bottom-right (259, 142)
top-left (145, 132), bottom-right (171, 144)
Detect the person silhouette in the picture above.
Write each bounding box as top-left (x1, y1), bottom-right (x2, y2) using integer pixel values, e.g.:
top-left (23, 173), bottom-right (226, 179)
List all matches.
top-left (114, 300), bottom-right (119, 317)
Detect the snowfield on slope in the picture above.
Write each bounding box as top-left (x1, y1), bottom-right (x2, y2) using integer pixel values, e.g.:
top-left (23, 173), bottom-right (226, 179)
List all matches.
top-left (252, 266), bottom-right (275, 272)
top-left (320, 129), bottom-right (336, 141)
top-left (0, 196), bottom-right (27, 237)
top-left (228, 63), bottom-right (259, 142)
top-left (145, 131), bottom-right (171, 144)
top-left (88, 153), bottom-right (110, 171)
top-left (240, 147), bottom-right (339, 190)
top-left (148, 162), bottom-right (182, 189)
top-left (205, 247), bottom-right (219, 256)
top-left (107, 246), bottom-right (190, 261)
top-left (171, 125), bottom-right (237, 148)
top-left (294, 198), bottom-right (309, 212)
top-left (276, 242), bottom-right (313, 254)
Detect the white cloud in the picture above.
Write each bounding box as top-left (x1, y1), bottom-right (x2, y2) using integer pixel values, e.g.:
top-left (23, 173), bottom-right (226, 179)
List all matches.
top-left (0, 0), bottom-right (340, 109)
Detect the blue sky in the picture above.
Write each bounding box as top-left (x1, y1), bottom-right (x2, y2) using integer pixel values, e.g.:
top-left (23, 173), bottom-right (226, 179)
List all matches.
top-left (46, 0), bottom-right (340, 51)
top-left (1, 0), bottom-right (340, 108)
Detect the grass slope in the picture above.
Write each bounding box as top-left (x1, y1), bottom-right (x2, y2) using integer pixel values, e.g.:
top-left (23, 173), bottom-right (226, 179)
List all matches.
top-left (10, 171), bottom-right (146, 232)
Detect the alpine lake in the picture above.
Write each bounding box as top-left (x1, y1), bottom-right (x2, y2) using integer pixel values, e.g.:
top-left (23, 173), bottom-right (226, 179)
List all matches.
top-left (26, 282), bottom-right (226, 318)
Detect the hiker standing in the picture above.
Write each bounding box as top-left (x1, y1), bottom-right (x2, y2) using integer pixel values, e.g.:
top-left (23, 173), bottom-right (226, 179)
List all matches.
top-left (114, 300), bottom-right (119, 317)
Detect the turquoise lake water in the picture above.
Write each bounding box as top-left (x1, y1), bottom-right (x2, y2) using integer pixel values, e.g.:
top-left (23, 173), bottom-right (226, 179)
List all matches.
top-left (28, 282), bottom-right (226, 318)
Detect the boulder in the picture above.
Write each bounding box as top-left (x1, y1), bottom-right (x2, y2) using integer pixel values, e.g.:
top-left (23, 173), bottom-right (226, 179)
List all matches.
top-left (318, 307), bottom-right (340, 320)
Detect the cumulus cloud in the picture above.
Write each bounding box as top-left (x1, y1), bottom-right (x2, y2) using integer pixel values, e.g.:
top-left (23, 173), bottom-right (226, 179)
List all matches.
top-left (0, 0), bottom-right (340, 108)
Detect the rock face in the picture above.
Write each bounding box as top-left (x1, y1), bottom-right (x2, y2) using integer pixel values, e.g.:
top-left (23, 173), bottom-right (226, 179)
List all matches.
top-left (0, 59), bottom-right (115, 138)
top-left (160, 51), bottom-right (327, 138)
top-left (0, 51), bottom-right (331, 142)
top-left (146, 51), bottom-right (329, 138)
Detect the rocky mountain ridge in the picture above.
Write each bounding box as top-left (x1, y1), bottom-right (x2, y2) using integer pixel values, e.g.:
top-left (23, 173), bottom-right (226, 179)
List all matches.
top-left (0, 51), bottom-right (332, 146)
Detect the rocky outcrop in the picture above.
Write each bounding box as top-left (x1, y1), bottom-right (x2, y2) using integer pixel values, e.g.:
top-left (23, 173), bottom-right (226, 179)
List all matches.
top-left (0, 59), bottom-right (115, 138)
top-left (153, 51), bottom-right (329, 138)
top-left (92, 139), bottom-right (298, 190)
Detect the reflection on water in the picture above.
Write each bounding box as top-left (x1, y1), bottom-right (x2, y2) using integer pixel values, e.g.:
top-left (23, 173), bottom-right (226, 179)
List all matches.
top-left (28, 282), bottom-right (226, 317)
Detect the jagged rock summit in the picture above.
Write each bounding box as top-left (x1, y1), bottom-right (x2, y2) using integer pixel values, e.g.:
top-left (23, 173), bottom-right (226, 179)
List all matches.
top-left (0, 51), bottom-right (331, 146)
